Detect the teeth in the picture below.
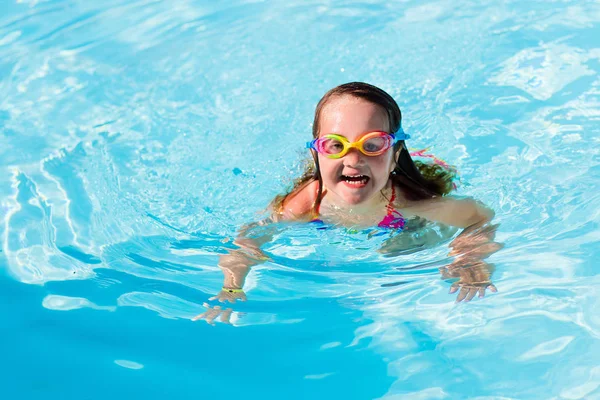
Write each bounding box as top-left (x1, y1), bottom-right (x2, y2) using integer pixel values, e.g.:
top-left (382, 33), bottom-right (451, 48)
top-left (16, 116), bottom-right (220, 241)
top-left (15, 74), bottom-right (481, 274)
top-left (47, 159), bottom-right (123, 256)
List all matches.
top-left (342, 174), bottom-right (369, 185)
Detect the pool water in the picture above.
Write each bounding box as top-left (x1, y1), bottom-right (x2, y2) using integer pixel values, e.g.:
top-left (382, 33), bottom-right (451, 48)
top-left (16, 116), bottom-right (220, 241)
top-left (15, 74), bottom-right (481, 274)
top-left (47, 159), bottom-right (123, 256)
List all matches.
top-left (1, 0), bottom-right (600, 399)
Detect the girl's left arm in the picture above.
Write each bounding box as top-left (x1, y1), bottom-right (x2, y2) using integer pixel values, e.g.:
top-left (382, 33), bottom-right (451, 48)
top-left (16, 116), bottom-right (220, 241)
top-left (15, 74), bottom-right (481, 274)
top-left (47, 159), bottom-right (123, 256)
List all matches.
top-left (409, 196), bottom-right (502, 302)
top-left (408, 196), bottom-right (494, 228)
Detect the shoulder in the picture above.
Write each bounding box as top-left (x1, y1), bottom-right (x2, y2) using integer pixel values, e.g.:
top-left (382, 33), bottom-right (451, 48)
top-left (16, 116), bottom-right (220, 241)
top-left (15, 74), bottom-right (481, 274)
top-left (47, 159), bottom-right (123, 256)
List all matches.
top-left (278, 179), bottom-right (320, 221)
top-left (402, 194), bottom-right (494, 228)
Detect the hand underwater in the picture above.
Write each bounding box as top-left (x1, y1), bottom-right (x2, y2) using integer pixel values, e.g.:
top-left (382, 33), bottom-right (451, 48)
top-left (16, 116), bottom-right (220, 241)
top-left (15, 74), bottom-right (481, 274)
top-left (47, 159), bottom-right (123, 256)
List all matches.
top-left (440, 260), bottom-right (497, 302)
top-left (192, 303), bottom-right (235, 325)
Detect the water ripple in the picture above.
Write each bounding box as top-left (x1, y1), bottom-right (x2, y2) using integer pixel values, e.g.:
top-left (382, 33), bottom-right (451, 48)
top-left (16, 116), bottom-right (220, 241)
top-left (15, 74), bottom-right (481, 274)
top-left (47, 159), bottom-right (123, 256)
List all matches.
top-left (1, 0), bottom-right (600, 398)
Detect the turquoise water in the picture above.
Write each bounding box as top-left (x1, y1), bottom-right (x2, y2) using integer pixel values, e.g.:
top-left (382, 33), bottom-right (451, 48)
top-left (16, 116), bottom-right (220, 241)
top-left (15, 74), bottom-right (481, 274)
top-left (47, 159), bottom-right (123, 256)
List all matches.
top-left (1, 0), bottom-right (600, 398)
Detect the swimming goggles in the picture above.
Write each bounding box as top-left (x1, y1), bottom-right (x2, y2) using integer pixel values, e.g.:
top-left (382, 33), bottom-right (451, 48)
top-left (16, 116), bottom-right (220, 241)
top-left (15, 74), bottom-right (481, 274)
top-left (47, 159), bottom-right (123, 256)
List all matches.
top-left (306, 128), bottom-right (410, 159)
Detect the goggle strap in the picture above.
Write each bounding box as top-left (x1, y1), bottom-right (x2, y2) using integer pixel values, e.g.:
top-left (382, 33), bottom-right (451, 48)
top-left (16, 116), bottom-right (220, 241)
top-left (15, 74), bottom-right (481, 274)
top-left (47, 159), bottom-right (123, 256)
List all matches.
top-left (391, 127), bottom-right (411, 142)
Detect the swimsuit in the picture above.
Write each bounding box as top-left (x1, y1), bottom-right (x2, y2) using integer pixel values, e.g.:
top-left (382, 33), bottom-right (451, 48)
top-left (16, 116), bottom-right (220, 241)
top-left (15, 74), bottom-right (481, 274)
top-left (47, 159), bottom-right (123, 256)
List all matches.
top-left (312, 185), bottom-right (406, 231)
top-left (377, 185), bottom-right (406, 230)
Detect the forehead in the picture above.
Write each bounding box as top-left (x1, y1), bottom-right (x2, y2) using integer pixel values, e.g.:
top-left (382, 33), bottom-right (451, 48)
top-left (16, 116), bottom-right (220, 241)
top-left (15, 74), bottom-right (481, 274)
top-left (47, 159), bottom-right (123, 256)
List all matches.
top-left (319, 95), bottom-right (389, 137)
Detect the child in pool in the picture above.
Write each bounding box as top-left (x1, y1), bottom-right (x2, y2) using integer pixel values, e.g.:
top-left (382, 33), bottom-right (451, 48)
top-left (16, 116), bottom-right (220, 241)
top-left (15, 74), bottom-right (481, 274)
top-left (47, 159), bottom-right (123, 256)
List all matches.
top-left (270, 82), bottom-right (490, 228)
top-left (194, 82), bottom-right (499, 321)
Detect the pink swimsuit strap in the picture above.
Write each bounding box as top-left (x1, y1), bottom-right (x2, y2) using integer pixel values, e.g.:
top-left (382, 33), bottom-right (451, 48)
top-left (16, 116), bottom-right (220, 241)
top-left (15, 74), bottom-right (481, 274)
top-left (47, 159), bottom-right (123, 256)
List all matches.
top-left (378, 185), bottom-right (406, 229)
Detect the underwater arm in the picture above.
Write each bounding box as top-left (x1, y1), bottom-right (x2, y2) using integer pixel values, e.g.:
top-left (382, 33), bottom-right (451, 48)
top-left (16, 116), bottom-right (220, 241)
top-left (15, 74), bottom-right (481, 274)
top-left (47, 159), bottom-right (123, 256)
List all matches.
top-left (409, 197), bottom-right (502, 301)
top-left (193, 222), bottom-right (274, 323)
top-left (212, 221), bottom-right (274, 303)
top-left (212, 182), bottom-right (316, 302)
top-left (442, 221), bottom-right (503, 302)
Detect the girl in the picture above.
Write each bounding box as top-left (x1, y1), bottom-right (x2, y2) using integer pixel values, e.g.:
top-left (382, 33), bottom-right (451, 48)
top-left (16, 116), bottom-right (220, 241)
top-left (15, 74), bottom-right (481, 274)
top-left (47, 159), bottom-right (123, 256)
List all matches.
top-left (271, 82), bottom-right (492, 228)
top-left (195, 82), bottom-right (499, 322)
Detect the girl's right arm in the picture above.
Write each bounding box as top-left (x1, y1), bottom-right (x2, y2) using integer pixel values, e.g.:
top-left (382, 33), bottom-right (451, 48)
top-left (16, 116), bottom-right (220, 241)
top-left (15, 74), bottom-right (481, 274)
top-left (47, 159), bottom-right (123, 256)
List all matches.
top-left (211, 232), bottom-right (270, 303)
top-left (212, 180), bottom-right (319, 302)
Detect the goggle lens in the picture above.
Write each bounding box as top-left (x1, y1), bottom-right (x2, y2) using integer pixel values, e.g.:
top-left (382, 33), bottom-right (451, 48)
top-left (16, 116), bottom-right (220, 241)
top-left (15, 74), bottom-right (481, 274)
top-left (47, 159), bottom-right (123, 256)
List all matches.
top-left (318, 137), bottom-right (345, 155)
top-left (362, 136), bottom-right (389, 154)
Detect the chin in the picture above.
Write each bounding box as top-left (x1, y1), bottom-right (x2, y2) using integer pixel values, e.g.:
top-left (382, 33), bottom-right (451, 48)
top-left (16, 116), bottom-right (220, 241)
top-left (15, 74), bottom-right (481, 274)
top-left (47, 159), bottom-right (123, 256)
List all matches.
top-left (335, 183), bottom-right (374, 205)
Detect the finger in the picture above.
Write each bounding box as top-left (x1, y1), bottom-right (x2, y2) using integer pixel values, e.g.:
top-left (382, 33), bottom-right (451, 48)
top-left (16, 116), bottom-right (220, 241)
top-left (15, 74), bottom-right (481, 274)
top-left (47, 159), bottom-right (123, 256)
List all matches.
top-left (456, 286), bottom-right (469, 302)
top-left (478, 287), bottom-right (486, 298)
top-left (204, 305), bottom-right (221, 321)
top-left (465, 288), bottom-right (477, 302)
top-left (489, 284), bottom-right (498, 293)
top-left (220, 308), bottom-right (233, 324)
top-left (449, 282), bottom-right (459, 294)
top-left (226, 296), bottom-right (235, 304)
top-left (204, 310), bottom-right (220, 325)
top-left (240, 293), bottom-right (247, 302)
top-left (209, 296), bottom-right (218, 301)
top-left (192, 312), bottom-right (207, 321)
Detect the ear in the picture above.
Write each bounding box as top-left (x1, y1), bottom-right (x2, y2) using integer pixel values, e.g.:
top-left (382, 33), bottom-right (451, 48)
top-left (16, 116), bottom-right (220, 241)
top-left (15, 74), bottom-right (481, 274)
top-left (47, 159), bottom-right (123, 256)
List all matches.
top-left (394, 144), bottom-right (405, 163)
top-left (389, 145), bottom-right (404, 174)
top-left (394, 146), bottom-right (402, 161)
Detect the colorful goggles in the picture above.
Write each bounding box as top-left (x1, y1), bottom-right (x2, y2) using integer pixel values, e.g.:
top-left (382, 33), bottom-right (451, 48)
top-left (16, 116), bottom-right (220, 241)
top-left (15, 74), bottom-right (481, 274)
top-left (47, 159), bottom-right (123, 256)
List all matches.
top-left (306, 128), bottom-right (410, 159)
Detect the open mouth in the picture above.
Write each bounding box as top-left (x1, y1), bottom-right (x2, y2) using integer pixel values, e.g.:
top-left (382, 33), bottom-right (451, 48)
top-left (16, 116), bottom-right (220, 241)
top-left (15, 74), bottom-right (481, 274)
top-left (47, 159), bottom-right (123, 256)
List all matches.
top-left (340, 174), bottom-right (370, 186)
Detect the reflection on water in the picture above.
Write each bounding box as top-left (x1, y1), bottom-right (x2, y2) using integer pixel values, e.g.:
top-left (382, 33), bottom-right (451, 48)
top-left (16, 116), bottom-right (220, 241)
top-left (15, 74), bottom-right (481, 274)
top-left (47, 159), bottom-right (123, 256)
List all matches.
top-left (1, 0), bottom-right (600, 398)
top-left (43, 294), bottom-right (116, 312)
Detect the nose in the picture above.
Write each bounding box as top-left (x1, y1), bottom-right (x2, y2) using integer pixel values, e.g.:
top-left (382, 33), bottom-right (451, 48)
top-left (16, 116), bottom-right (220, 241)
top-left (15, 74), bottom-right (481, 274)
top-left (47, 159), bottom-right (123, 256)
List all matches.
top-left (342, 147), bottom-right (365, 167)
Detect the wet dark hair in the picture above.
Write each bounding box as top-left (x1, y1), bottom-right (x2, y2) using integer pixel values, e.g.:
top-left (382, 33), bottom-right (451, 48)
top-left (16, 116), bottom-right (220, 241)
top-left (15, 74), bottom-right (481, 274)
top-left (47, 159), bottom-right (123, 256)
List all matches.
top-left (271, 82), bottom-right (456, 216)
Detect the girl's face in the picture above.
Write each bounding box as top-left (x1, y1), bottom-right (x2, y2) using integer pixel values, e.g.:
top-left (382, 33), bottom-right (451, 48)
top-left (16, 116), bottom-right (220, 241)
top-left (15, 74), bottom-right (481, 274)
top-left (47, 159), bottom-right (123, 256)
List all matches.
top-left (316, 95), bottom-right (397, 206)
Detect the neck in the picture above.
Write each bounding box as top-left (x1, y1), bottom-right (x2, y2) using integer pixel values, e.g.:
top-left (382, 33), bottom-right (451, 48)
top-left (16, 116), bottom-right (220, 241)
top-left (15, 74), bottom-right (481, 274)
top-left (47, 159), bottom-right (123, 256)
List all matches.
top-left (323, 181), bottom-right (393, 215)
